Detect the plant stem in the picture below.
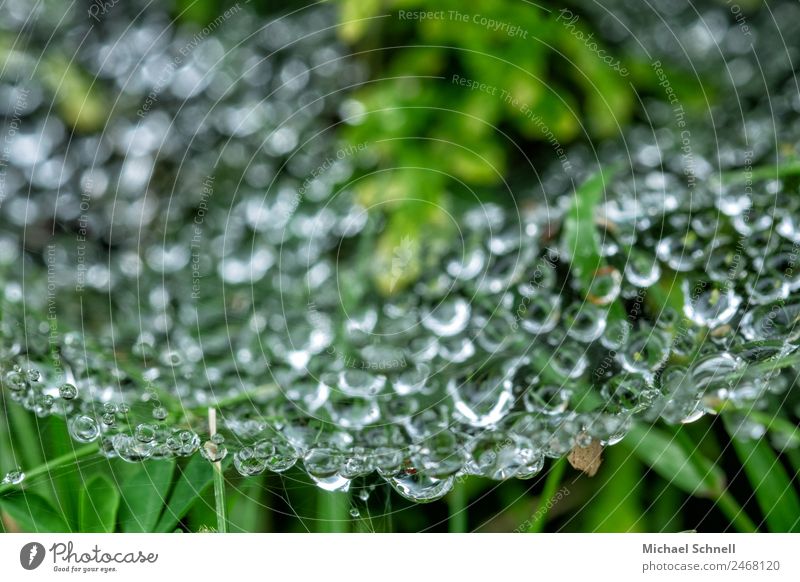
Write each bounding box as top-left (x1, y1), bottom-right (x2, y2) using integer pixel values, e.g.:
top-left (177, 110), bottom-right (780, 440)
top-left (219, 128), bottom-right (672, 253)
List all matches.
top-left (0, 443), bottom-right (97, 496)
top-left (208, 408), bottom-right (227, 534)
top-left (740, 350), bottom-right (800, 378)
top-left (715, 489), bottom-right (758, 533)
top-left (317, 489), bottom-right (350, 533)
top-left (528, 457), bottom-right (568, 533)
top-left (719, 160), bottom-right (800, 184)
top-left (447, 479), bottom-right (468, 533)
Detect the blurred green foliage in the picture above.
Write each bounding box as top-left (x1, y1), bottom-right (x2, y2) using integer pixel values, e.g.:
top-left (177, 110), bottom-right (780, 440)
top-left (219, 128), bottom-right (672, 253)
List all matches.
top-left (334, 0), bottom-right (670, 293)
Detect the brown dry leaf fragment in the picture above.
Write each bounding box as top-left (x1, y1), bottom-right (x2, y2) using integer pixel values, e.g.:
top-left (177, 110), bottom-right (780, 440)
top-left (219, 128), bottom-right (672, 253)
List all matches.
top-left (568, 440), bottom-right (604, 477)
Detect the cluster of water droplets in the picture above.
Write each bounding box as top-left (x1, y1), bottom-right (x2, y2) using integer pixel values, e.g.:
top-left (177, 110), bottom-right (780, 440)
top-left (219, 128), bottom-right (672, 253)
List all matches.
top-left (1, 1), bottom-right (799, 502)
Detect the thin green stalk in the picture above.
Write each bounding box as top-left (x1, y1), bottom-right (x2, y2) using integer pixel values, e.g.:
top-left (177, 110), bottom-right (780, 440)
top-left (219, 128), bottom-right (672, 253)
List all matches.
top-left (720, 160), bottom-right (800, 184)
top-left (714, 489), bottom-right (758, 533)
top-left (212, 465), bottom-right (227, 533)
top-left (528, 457), bottom-right (568, 533)
top-left (317, 489), bottom-right (350, 533)
top-left (447, 479), bottom-right (468, 533)
top-left (208, 408), bottom-right (227, 533)
top-left (0, 443), bottom-right (97, 496)
top-left (741, 350), bottom-right (800, 378)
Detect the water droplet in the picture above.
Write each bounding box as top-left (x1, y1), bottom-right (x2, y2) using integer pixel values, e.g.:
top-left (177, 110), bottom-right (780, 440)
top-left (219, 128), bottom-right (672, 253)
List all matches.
top-left (741, 303), bottom-right (800, 342)
top-left (523, 385), bottom-right (571, 415)
top-left (233, 447), bottom-right (266, 476)
top-left (448, 376), bottom-right (514, 428)
top-left (656, 233), bottom-right (706, 272)
top-left (135, 423), bottom-right (156, 443)
top-left (520, 294), bottom-right (561, 335)
top-left (326, 395), bottom-right (381, 429)
top-left (618, 328), bottom-right (670, 376)
top-left (625, 252), bottom-right (661, 288)
top-left (112, 433), bottom-right (155, 462)
top-left (586, 267), bottom-right (622, 306)
top-left (422, 298), bottom-right (470, 337)
top-left (201, 440), bottom-right (228, 462)
top-left (563, 304), bottom-right (607, 343)
top-left (5, 370), bottom-right (27, 392)
top-left (1, 468), bottom-right (24, 485)
top-left (336, 369), bottom-right (386, 398)
top-left (392, 363), bottom-right (429, 396)
top-left (682, 279), bottom-right (741, 328)
top-left (68, 415), bottom-right (100, 443)
top-left (548, 343), bottom-right (589, 380)
top-left (384, 467), bottom-right (454, 502)
top-left (413, 430), bottom-right (466, 478)
top-left (304, 447), bottom-right (343, 478)
top-left (467, 432), bottom-right (536, 480)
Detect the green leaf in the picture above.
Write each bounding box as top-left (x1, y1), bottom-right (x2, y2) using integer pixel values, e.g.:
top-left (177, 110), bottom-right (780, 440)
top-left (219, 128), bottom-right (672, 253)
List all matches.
top-left (561, 168), bottom-right (626, 326)
top-left (79, 475), bottom-right (120, 532)
top-left (228, 476), bottom-right (268, 532)
top-left (720, 160), bottom-right (800, 184)
top-left (562, 169), bottom-right (612, 291)
top-left (155, 455), bottom-right (216, 532)
top-left (725, 420), bottom-right (800, 532)
top-left (744, 411), bottom-right (800, 449)
top-left (580, 444), bottom-right (644, 532)
top-left (44, 417), bottom-right (81, 528)
top-left (0, 491), bottom-right (69, 532)
top-left (116, 458), bottom-right (176, 532)
top-left (621, 424), bottom-right (721, 498)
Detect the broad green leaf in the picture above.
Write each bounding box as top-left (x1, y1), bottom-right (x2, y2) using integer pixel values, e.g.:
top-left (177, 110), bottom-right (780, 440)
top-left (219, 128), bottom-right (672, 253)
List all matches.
top-left (621, 424), bottom-right (721, 498)
top-left (116, 458), bottom-right (176, 532)
top-left (79, 475), bottom-right (120, 532)
top-left (726, 419), bottom-right (800, 533)
top-left (0, 491), bottom-right (69, 532)
top-left (155, 455), bottom-right (216, 532)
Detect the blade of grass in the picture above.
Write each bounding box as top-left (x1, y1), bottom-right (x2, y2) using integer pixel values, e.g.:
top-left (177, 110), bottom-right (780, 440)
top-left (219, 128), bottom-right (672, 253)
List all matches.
top-left (0, 442), bottom-right (97, 496)
top-left (6, 402), bottom-right (46, 482)
top-left (579, 444), bottom-right (643, 532)
top-left (79, 474), bottom-right (120, 532)
top-left (317, 489), bottom-right (350, 533)
top-left (208, 408), bottom-right (227, 533)
top-left (724, 418), bottom-right (800, 532)
top-left (43, 417), bottom-right (81, 529)
top-left (528, 457), bottom-right (568, 533)
top-left (447, 478), bottom-right (468, 533)
top-left (650, 480), bottom-right (683, 532)
top-left (622, 424), bottom-right (719, 497)
top-left (622, 423), bottom-right (757, 532)
top-left (720, 159), bottom-right (800, 183)
top-left (228, 475), bottom-right (269, 532)
top-left (785, 448), bottom-right (800, 480)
